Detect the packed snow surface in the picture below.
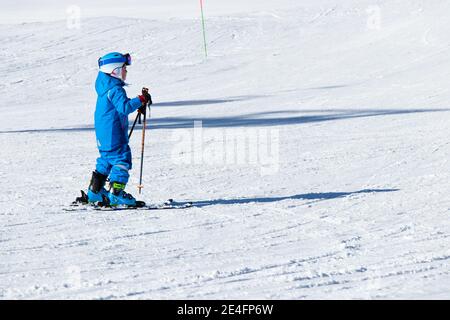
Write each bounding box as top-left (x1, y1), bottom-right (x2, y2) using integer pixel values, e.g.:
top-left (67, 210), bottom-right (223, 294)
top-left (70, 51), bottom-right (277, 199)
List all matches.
top-left (1, 0), bottom-right (450, 299)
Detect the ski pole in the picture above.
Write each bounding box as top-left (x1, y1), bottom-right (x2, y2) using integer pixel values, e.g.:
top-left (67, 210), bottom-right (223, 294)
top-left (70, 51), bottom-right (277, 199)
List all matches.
top-left (200, 0), bottom-right (208, 58)
top-left (128, 112), bottom-right (140, 140)
top-left (137, 102), bottom-right (149, 194)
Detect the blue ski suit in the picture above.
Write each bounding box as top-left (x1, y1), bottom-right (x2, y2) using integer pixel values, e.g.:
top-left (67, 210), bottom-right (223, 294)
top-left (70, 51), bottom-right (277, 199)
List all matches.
top-left (94, 72), bottom-right (142, 184)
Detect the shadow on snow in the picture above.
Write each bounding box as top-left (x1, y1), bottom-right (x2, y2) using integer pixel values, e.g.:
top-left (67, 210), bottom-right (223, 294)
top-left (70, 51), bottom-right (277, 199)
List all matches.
top-left (148, 108), bottom-right (450, 129)
top-left (189, 188), bottom-right (400, 208)
top-left (1, 103), bottom-right (449, 134)
top-left (152, 95), bottom-right (265, 107)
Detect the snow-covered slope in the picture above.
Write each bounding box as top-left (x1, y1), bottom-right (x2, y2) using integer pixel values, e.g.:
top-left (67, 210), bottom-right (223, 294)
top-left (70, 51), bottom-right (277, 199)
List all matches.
top-left (1, 0), bottom-right (450, 299)
top-left (0, 0), bottom-right (302, 24)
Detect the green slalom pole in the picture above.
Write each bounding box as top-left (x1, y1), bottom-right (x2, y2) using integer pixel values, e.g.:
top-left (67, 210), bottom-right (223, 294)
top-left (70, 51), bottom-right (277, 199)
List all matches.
top-left (200, 0), bottom-right (208, 58)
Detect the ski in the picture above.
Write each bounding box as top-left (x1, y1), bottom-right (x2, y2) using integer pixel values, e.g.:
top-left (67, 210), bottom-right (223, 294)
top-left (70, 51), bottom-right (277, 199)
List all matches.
top-left (64, 191), bottom-right (193, 212)
top-left (94, 201), bottom-right (193, 211)
top-left (64, 200), bottom-right (193, 212)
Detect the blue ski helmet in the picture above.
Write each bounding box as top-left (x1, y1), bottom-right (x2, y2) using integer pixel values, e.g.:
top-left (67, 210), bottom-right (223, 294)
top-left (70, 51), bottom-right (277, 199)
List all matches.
top-left (98, 52), bottom-right (132, 74)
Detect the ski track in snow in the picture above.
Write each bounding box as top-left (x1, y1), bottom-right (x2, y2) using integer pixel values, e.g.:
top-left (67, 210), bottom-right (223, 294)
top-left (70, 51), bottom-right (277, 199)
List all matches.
top-left (1, 0), bottom-right (450, 299)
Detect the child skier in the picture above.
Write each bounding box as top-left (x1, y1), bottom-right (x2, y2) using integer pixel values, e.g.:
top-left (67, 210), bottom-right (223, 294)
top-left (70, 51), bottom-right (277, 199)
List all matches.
top-left (83, 52), bottom-right (152, 207)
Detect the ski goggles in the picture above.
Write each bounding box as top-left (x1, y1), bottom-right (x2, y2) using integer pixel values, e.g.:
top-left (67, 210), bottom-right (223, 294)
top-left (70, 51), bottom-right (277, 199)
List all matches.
top-left (123, 53), bottom-right (132, 66)
top-left (98, 53), bottom-right (132, 68)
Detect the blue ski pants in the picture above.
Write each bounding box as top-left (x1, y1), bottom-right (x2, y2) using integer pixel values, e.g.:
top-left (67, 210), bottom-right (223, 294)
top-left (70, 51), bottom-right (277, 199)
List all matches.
top-left (95, 145), bottom-right (132, 184)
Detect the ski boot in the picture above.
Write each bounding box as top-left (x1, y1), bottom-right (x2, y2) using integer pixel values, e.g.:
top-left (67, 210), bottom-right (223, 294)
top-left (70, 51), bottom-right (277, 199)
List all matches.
top-left (86, 171), bottom-right (109, 204)
top-left (107, 181), bottom-right (145, 207)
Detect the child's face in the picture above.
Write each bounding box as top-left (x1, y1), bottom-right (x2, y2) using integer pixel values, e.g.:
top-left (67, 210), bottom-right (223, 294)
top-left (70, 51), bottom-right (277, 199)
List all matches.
top-left (122, 65), bottom-right (128, 81)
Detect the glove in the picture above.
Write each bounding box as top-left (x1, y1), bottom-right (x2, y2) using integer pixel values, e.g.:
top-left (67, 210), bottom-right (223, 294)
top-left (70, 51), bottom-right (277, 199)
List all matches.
top-left (138, 87), bottom-right (152, 108)
top-left (138, 104), bottom-right (147, 115)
